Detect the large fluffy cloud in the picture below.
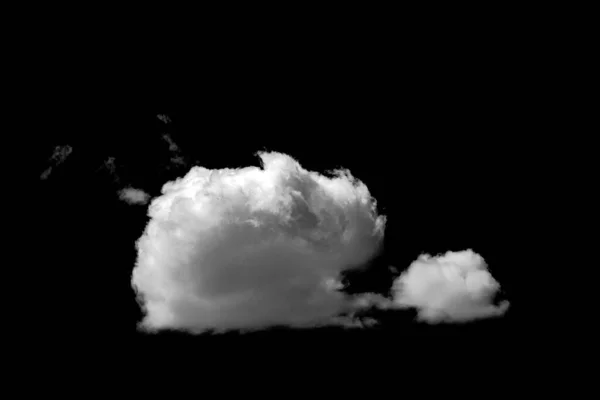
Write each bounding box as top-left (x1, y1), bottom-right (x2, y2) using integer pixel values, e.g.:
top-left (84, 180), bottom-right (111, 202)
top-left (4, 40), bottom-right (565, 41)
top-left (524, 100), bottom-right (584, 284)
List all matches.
top-left (391, 250), bottom-right (509, 322)
top-left (131, 152), bottom-right (386, 333)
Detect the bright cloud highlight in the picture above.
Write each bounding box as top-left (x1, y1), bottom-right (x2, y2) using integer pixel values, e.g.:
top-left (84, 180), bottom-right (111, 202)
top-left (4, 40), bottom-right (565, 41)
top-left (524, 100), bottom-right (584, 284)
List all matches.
top-left (131, 152), bottom-right (386, 333)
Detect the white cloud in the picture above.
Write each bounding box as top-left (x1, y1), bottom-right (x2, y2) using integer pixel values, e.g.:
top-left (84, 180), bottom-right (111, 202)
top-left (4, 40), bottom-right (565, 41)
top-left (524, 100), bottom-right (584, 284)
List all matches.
top-left (391, 249), bottom-right (509, 323)
top-left (119, 188), bottom-right (150, 205)
top-left (131, 151), bottom-right (386, 333)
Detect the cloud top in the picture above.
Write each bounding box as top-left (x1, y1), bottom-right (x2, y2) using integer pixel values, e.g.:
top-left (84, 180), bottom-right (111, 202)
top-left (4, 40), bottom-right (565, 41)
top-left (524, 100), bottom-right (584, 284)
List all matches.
top-left (131, 151), bottom-right (386, 333)
top-left (391, 249), bottom-right (509, 323)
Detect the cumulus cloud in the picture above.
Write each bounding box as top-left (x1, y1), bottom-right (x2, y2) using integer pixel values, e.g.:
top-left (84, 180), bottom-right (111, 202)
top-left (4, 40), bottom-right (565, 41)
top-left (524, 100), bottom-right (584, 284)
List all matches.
top-left (131, 151), bottom-right (386, 333)
top-left (391, 250), bottom-right (509, 323)
top-left (119, 188), bottom-right (150, 205)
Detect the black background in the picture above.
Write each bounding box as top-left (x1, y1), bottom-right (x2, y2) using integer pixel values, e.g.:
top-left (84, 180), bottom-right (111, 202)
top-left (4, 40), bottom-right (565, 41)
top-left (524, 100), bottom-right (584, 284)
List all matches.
top-left (33, 21), bottom-right (544, 376)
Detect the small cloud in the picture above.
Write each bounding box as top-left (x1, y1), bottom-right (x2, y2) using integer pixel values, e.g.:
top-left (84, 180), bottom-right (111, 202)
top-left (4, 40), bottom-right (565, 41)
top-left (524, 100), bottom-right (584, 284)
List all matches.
top-left (119, 188), bottom-right (150, 205)
top-left (39, 145), bottom-right (73, 180)
top-left (161, 134), bottom-right (180, 153)
top-left (49, 145), bottom-right (73, 164)
top-left (40, 167), bottom-right (53, 181)
top-left (157, 114), bottom-right (172, 124)
top-left (161, 134), bottom-right (187, 166)
top-left (391, 249), bottom-right (509, 323)
top-left (99, 156), bottom-right (116, 173)
top-left (97, 157), bottom-right (121, 183)
top-left (351, 292), bottom-right (394, 311)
